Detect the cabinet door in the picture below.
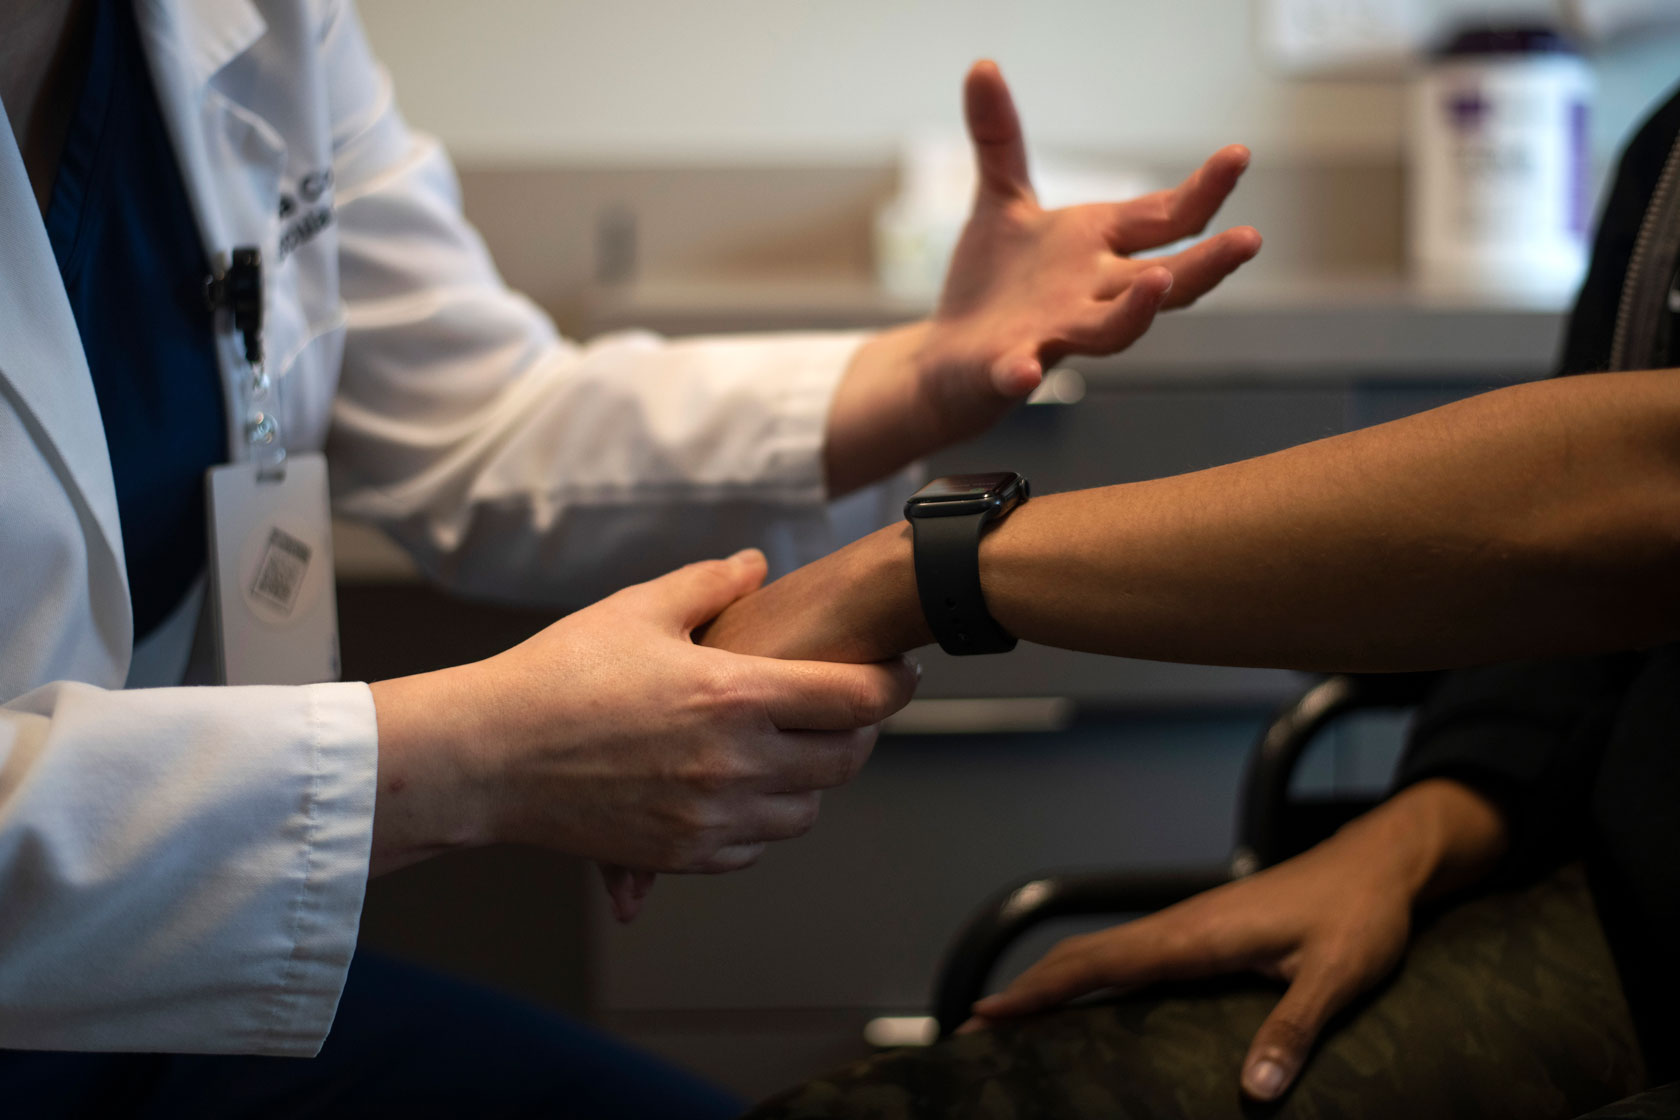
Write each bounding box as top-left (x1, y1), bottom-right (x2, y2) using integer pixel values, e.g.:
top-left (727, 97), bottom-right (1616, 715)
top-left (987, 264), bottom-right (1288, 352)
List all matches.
top-left (592, 713), bottom-right (1263, 1014)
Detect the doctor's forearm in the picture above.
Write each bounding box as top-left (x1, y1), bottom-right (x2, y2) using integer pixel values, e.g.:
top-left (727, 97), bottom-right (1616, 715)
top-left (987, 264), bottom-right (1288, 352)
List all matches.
top-left (712, 368), bottom-right (1680, 669)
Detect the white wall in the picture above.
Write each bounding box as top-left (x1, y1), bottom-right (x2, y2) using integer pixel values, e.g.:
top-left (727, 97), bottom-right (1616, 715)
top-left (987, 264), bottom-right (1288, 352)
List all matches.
top-left (357, 0), bottom-right (1678, 167)
top-left (353, 0), bottom-right (1406, 163)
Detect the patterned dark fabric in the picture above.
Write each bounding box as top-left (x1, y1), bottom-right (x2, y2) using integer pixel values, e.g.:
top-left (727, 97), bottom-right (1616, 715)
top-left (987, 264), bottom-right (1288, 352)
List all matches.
top-left (747, 865), bottom-right (1647, 1120)
top-left (1573, 1083), bottom-right (1680, 1120)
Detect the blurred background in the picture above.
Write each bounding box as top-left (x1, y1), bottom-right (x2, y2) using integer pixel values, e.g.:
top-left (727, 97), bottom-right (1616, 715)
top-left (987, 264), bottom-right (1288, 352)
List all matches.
top-left (339, 0), bottom-right (1680, 1101)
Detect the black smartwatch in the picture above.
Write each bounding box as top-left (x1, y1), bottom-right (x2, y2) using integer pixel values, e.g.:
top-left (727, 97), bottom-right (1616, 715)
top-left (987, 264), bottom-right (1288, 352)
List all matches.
top-left (903, 472), bottom-right (1029, 656)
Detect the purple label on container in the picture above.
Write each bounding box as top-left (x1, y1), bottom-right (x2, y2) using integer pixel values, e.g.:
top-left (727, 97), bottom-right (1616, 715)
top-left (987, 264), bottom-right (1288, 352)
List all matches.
top-left (1569, 99), bottom-right (1589, 236)
top-left (1448, 87), bottom-right (1490, 132)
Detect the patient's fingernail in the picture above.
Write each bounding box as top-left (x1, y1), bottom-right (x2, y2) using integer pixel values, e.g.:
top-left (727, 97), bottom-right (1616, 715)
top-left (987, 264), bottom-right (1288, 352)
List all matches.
top-left (954, 1018), bottom-right (984, 1035)
top-left (1244, 1059), bottom-right (1288, 1100)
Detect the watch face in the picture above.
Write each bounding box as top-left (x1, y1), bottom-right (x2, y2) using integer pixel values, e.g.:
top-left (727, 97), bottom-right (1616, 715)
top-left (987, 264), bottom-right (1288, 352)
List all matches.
top-left (904, 472), bottom-right (1026, 518)
top-left (911, 473), bottom-right (1017, 502)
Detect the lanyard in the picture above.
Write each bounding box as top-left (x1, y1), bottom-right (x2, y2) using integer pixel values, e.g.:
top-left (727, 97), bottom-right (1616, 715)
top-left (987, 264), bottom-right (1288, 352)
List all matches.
top-left (205, 246), bottom-right (284, 478)
top-left (201, 245), bottom-right (339, 684)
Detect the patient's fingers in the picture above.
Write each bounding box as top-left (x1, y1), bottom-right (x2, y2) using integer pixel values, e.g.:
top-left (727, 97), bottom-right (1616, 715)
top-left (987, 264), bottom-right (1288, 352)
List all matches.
top-left (1240, 962), bottom-right (1356, 1101)
top-left (969, 933), bottom-right (1111, 1018)
top-left (970, 917), bottom-right (1201, 1018)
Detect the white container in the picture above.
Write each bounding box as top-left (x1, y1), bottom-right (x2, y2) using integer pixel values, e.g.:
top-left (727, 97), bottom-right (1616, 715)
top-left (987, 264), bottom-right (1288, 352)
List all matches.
top-left (874, 135), bottom-right (973, 303)
top-left (1408, 27), bottom-right (1593, 307)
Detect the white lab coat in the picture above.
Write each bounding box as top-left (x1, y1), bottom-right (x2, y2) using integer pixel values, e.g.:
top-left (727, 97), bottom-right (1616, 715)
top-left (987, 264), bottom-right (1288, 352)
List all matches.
top-left (0, 0), bottom-right (892, 1056)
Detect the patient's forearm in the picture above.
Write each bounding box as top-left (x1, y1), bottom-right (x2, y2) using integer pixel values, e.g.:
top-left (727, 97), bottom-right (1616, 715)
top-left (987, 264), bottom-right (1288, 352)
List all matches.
top-left (706, 369), bottom-right (1680, 670)
top-left (985, 367), bottom-right (1680, 668)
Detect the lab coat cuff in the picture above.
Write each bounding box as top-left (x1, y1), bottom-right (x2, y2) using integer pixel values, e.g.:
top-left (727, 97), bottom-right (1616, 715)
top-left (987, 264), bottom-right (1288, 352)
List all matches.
top-left (264, 680), bottom-right (379, 1056)
top-left (760, 331), bottom-right (868, 504)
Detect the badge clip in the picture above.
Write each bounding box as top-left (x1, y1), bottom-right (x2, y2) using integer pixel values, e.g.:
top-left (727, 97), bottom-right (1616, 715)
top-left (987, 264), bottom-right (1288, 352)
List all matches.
top-left (207, 246), bottom-right (284, 483)
top-left (204, 246), bottom-right (263, 368)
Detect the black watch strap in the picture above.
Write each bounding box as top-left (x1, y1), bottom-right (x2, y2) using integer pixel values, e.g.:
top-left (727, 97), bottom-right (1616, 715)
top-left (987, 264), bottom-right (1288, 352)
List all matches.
top-left (910, 513), bottom-right (1017, 655)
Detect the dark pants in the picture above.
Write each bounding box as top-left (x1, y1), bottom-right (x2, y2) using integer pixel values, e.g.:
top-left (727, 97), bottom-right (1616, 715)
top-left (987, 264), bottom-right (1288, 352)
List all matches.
top-left (0, 952), bottom-right (745, 1119)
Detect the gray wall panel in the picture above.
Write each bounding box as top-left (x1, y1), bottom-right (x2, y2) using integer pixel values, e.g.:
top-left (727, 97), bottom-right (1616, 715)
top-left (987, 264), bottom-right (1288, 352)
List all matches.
top-left (590, 713), bottom-right (1262, 1013)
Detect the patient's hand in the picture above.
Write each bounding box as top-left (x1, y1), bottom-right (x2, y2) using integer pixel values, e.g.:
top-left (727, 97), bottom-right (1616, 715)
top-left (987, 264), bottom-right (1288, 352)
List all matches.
top-left (965, 779), bottom-right (1507, 1102)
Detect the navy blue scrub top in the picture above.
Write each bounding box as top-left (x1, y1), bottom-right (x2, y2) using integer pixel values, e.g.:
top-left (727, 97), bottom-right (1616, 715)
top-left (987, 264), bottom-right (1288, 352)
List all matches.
top-left (46, 0), bottom-right (228, 643)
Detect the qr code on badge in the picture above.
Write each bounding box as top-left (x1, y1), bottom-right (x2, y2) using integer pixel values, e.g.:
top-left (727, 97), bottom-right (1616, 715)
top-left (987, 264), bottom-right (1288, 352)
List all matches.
top-left (250, 527), bottom-right (312, 614)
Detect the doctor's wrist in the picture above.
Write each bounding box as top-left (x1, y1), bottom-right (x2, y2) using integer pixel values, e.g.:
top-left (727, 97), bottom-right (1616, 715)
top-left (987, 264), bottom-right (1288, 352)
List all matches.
top-left (367, 666), bottom-right (499, 877)
top-left (824, 322), bottom-right (937, 498)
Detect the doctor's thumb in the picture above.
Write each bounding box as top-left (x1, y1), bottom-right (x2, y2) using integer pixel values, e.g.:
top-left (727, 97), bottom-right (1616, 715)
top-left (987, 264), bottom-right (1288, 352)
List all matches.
top-left (648, 549), bottom-right (768, 634)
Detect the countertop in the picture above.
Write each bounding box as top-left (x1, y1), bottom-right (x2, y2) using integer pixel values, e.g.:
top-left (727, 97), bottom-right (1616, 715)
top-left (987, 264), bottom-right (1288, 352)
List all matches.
top-left (584, 274), bottom-right (1567, 382)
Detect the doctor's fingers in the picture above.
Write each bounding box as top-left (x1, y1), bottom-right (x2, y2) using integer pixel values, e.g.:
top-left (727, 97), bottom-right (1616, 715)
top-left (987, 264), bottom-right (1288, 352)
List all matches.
top-left (964, 60), bottom-right (1034, 202)
top-left (687, 793), bottom-right (824, 873)
top-left (747, 727), bottom-right (885, 794)
top-left (694, 842), bottom-right (770, 874)
top-left (599, 864), bottom-right (657, 923)
top-left (1067, 268), bottom-right (1173, 354)
top-left (1147, 225), bottom-right (1264, 310)
top-left (747, 654), bottom-right (921, 731)
top-left (1104, 144), bottom-right (1252, 253)
top-left (743, 791), bottom-right (826, 842)
top-left (649, 788), bottom-right (822, 873)
top-left (625, 548), bottom-right (770, 635)
top-left (612, 792), bottom-right (820, 888)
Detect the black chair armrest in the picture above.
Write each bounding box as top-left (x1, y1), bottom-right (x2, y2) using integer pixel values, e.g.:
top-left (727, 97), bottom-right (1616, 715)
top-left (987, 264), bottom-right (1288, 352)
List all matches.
top-left (1234, 672), bottom-right (1439, 872)
top-left (932, 866), bottom-right (1228, 1038)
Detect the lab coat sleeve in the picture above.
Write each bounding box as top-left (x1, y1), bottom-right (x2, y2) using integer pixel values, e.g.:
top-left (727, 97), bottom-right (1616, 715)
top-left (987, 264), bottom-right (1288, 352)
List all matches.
top-left (0, 680), bottom-right (378, 1056)
top-left (316, 1), bottom-right (910, 607)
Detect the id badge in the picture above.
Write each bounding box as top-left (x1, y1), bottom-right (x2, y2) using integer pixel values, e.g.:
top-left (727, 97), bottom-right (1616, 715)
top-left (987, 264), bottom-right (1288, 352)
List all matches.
top-left (205, 451), bottom-right (341, 685)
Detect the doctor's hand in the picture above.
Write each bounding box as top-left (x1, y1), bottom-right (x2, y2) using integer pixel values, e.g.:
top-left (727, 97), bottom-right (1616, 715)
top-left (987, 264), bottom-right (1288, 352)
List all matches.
top-left (963, 779), bottom-right (1507, 1103)
top-left (825, 60), bottom-right (1261, 495)
top-left (367, 549), bottom-right (919, 911)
